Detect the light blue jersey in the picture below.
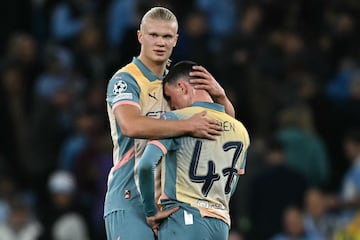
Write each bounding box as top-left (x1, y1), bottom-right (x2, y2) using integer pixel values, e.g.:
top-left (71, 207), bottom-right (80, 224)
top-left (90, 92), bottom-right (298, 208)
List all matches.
top-left (139, 102), bottom-right (250, 226)
top-left (105, 57), bottom-right (170, 240)
top-left (105, 57), bottom-right (169, 216)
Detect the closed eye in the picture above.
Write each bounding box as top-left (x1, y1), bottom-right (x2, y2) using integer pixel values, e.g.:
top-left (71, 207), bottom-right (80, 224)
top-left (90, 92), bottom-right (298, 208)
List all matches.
top-left (164, 94), bottom-right (170, 102)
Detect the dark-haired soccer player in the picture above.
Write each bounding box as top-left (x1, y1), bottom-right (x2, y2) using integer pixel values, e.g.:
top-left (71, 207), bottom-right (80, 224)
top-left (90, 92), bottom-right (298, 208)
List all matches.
top-left (138, 61), bottom-right (250, 240)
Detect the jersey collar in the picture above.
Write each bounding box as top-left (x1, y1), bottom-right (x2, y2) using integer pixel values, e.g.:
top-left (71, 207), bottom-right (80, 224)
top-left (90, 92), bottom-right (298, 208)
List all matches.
top-left (191, 102), bottom-right (225, 112)
top-left (133, 57), bottom-right (164, 82)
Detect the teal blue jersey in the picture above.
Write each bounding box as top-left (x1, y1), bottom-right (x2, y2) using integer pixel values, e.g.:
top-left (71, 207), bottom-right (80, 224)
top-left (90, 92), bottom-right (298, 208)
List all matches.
top-left (138, 102), bottom-right (250, 226)
top-left (105, 57), bottom-right (169, 217)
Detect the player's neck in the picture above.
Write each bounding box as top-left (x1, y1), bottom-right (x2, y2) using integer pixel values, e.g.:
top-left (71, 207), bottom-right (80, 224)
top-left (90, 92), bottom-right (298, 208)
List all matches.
top-left (137, 55), bottom-right (166, 78)
top-left (193, 90), bottom-right (213, 103)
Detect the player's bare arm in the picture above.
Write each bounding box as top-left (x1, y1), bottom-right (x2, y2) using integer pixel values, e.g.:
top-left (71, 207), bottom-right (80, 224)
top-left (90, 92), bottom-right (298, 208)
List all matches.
top-left (114, 104), bottom-right (222, 140)
top-left (189, 65), bottom-right (235, 117)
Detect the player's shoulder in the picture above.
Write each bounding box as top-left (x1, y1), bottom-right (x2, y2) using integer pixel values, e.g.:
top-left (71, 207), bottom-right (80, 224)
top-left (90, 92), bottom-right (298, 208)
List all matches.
top-left (161, 111), bottom-right (179, 121)
top-left (234, 119), bottom-right (250, 146)
top-left (219, 113), bottom-right (250, 143)
top-left (170, 106), bottom-right (198, 120)
top-left (110, 63), bottom-right (137, 82)
top-left (108, 64), bottom-right (140, 87)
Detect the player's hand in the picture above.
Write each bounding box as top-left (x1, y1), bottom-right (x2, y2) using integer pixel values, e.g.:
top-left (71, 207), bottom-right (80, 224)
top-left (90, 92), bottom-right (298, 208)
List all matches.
top-left (146, 207), bottom-right (179, 237)
top-left (187, 111), bottom-right (223, 140)
top-left (190, 65), bottom-right (235, 117)
top-left (189, 65), bottom-right (226, 101)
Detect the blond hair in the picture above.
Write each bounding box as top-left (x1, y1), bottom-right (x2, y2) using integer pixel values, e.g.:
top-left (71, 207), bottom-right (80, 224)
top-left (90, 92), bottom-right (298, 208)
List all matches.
top-left (140, 7), bottom-right (178, 27)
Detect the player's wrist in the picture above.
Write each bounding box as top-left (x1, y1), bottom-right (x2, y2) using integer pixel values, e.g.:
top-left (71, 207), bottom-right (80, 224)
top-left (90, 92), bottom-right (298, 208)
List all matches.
top-left (144, 203), bottom-right (158, 218)
top-left (179, 119), bottom-right (193, 135)
top-left (212, 92), bottom-right (227, 103)
top-left (145, 210), bottom-right (158, 218)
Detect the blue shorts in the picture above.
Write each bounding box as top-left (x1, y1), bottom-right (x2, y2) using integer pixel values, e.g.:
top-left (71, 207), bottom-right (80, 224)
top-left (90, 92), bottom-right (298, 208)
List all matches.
top-left (104, 210), bottom-right (155, 240)
top-left (158, 204), bottom-right (229, 240)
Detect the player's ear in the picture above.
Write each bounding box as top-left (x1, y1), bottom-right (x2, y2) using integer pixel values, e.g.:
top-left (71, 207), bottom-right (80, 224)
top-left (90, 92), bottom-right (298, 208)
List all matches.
top-left (137, 30), bottom-right (143, 44)
top-left (173, 34), bottom-right (179, 47)
top-left (177, 81), bottom-right (188, 94)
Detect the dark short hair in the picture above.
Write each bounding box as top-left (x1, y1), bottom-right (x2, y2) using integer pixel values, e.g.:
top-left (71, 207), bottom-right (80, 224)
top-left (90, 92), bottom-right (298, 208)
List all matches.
top-left (163, 60), bottom-right (198, 86)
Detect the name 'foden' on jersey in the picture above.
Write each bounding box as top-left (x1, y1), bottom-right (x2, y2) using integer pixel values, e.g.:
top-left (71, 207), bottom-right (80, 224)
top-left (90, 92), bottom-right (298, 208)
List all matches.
top-left (216, 120), bottom-right (236, 132)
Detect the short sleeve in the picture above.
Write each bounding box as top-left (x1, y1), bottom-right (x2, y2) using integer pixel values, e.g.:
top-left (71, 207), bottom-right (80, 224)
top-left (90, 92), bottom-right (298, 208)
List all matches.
top-left (149, 111), bottom-right (180, 151)
top-left (160, 111), bottom-right (179, 120)
top-left (106, 72), bottom-right (140, 110)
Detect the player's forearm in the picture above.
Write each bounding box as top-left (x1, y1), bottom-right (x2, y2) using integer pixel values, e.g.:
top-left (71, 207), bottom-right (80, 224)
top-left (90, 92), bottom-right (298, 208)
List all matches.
top-left (121, 116), bottom-right (190, 139)
top-left (139, 162), bottom-right (157, 217)
top-left (214, 95), bottom-right (235, 117)
top-left (138, 145), bottom-right (163, 217)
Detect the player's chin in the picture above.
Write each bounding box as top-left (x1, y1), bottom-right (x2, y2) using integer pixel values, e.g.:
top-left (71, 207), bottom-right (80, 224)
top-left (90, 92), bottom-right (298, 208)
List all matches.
top-left (152, 56), bottom-right (169, 64)
top-left (152, 52), bottom-right (171, 62)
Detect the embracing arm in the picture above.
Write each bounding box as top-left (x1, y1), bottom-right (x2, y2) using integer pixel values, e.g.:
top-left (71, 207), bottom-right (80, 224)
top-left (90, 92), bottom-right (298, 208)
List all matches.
top-left (190, 65), bottom-right (235, 117)
top-left (114, 104), bottom-right (222, 140)
top-left (138, 143), bottom-right (179, 235)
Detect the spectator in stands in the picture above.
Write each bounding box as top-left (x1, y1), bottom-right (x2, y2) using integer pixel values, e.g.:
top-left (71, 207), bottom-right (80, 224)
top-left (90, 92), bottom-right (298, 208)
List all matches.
top-left (0, 196), bottom-right (42, 240)
top-left (330, 129), bottom-right (360, 220)
top-left (275, 103), bottom-right (330, 187)
top-left (38, 170), bottom-right (89, 240)
top-left (303, 187), bottom-right (336, 239)
top-left (248, 138), bottom-right (308, 239)
top-left (50, 0), bottom-right (96, 47)
top-left (271, 206), bottom-right (317, 240)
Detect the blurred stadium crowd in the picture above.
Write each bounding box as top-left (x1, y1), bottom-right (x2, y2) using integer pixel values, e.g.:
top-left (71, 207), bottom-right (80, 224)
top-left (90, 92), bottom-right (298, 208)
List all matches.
top-left (1, 0), bottom-right (360, 239)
